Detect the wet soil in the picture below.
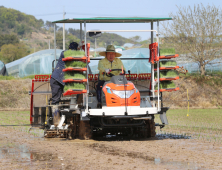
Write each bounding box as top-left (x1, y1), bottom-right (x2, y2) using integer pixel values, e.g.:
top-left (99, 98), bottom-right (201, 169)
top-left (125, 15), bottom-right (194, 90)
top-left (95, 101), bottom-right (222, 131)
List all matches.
top-left (0, 126), bottom-right (222, 170)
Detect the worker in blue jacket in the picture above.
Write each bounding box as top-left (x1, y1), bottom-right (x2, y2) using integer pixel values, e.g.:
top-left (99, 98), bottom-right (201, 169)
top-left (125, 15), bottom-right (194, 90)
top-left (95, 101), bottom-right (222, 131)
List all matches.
top-left (50, 42), bottom-right (78, 126)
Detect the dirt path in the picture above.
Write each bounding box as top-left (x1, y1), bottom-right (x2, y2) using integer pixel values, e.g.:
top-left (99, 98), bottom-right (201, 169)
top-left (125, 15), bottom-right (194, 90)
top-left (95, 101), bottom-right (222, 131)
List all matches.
top-left (0, 126), bottom-right (222, 170)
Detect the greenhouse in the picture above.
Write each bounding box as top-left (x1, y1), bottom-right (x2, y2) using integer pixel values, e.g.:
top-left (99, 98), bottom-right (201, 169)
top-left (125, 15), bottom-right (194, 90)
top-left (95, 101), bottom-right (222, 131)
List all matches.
top-left (5, 48), bottom-right (151, 77)
top-left (178, 58), bottom-right (222, 73)
top-left (5, 47), bottom-right (222, 77)
top-left (6, 49), bottom-right (63, 77)
top-left (89, 48), bottom-right (151, 74)
top-left (0, 60), bottom-right (7, 76)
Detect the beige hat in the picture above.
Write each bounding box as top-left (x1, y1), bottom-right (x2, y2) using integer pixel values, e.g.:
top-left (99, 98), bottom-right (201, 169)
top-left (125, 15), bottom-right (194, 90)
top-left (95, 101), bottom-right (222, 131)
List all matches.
top-left (99, 45), bottom-right (122, 57)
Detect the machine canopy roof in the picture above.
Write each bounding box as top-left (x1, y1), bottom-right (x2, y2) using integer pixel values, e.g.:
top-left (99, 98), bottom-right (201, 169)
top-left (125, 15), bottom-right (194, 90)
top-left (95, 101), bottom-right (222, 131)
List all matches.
top-left (52, 17), bottom-right (172, 23)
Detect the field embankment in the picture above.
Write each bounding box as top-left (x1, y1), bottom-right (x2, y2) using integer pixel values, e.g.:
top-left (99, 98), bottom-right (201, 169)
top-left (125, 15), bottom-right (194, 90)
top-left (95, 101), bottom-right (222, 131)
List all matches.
top-left (0, 75), bottom-right (221, 109)
top-left (0, 79), bottom-right (31, 110)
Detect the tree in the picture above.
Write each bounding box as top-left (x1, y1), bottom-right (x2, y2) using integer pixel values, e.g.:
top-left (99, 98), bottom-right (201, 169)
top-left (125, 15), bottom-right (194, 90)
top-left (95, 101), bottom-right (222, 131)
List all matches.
top-left (162, 4), bottom-right (222, 75)
top-left (127, 36), bottom-right (141, 44)
top-left (0, 34), bottom-right (19, 49)
top-left (0, 43), bottom-right (29, 63)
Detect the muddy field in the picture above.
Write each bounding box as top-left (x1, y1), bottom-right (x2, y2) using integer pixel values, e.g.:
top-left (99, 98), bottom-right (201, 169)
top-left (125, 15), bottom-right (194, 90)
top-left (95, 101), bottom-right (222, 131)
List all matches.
top-left (0, 110), bottom-right (222, 170)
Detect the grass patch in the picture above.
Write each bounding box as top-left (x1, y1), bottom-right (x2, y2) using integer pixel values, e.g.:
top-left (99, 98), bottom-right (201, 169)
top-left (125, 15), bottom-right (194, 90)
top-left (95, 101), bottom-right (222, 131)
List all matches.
top-left (155, 109), bottom-right (222, 143)
top-left (180, 73), bottom-right (222, 86)
top-left (64, 83), bottom-right (85, 91)
top-left (0, 74), bottom-right (51, 80)
top-left (0, 111), bottom-right (29, 125)
top-left (65, 61), bottom-right (87, 68)
top-left (64, 72), bottom-right (86, 79)
top-left (0, 75), bottom-right (17, 80)
top-left (0, 111), bottom-right (43, 137)
top-left (64, 50), bottom-right (85, 58)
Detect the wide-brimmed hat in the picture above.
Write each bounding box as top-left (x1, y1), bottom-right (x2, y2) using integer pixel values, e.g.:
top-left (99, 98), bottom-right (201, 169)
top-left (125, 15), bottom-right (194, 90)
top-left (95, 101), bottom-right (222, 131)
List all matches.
top-left (99, 45), bottom-right (122, 57)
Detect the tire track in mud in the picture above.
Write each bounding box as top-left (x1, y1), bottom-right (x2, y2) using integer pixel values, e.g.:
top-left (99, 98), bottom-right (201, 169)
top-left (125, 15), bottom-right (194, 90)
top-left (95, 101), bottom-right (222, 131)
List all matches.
top-left (88, 143), bottom-right (155, 162)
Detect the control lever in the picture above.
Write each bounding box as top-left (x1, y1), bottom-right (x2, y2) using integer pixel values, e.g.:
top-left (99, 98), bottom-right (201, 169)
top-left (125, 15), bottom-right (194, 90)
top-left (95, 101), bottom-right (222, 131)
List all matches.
top-left (128, 70), bottom-right (131, 80)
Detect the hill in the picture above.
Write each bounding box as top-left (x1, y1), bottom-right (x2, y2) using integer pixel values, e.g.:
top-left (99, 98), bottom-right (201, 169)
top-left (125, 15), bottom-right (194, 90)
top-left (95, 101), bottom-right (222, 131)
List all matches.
top-left (0, 6), bottom-right (129, 64)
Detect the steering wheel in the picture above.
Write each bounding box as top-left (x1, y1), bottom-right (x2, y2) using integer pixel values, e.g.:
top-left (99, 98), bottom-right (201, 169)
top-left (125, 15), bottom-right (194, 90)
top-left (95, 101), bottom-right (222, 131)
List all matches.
top-left (104, 69), bottom-right (125, 77)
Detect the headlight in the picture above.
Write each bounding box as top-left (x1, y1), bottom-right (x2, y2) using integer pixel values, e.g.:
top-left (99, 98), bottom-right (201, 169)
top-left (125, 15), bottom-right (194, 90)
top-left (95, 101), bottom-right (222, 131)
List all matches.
top-left (112, 89), bottom-right (135, 98)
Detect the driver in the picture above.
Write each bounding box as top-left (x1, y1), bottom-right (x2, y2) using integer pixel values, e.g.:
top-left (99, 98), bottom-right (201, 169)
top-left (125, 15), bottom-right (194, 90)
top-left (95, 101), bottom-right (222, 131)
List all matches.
top-left (97, 45), bottom-right (125, 108)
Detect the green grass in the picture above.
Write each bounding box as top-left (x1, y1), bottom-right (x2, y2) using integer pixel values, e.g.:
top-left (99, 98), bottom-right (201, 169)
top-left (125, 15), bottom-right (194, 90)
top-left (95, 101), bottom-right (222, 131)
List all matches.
top-left (0, 75), bottom-right (17, 80)
top-left (0, 74), bottom-right (51, 80)
top-left (155, 81), bottom-right (176, 90)
top-left (159, 48), bottom-right (175, 56)
top-left (64, 83), bottom-right (85, 91)
top-left (0, 111), bottom-right (29, 125)
top-left (155, 70), bottom-right (178, 79)
top-left (65, 61), bottom-right (87, 68)
top-left (180, 73), bottom-right (222, 86)
top-left (0, 111), bottom-right (43, 136)
top-left (64, 50), bottom-right (85, 58)
top-left (64, 72), bottom-right (86, 79)
top-left (155, 109), bottom-right (222, 143)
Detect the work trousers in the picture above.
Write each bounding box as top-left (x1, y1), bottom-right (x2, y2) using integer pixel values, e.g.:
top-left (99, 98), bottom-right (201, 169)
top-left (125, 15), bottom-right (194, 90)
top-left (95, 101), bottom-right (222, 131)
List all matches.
top-left (96, 80), bottom-right (105, 103)
top-left (50, 78), bottom-right (64, 105)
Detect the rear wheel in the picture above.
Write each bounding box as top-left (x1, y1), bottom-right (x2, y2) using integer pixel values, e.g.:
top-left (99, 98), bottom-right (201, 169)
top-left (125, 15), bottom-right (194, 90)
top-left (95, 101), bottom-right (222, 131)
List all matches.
top-left (79, 121), bottom-right (92, 140)
top-left (146, 119), bottom-right (156, 137)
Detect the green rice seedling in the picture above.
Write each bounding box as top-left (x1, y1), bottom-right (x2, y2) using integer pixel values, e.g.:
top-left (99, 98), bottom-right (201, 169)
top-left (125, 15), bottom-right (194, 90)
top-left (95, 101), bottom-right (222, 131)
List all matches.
top-left (155, 81), bottom-right (176, 90)
top-left (155, 70), bottom-right (178, 79)
top-left (64, 50), bottom-right (85, 58)
top-left (65, 61), bottom-right (87, 68)
top-left (64, 72), bottom-right (86, 79)
top-left (154, 60), bottom-right (177, 68)
top-left (159, 48), bottom-right (175, 56)
top-left (64, 83), bottom-right (85, 91)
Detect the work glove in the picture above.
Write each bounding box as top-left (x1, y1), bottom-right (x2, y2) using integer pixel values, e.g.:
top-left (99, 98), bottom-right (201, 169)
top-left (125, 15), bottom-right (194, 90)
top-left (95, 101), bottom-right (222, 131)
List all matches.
top-left (105, 69), bottom-right (111, 74)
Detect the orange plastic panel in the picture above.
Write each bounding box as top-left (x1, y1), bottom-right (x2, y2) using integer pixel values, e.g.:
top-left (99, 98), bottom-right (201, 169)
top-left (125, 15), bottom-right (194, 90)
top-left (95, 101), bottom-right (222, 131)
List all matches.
top-left (159, 54), bottom-right (179, 59)
top-left (62, 56), bottom-right (87, 62)
top-left (155, 76), bottom-right (179, 81)
top-left (62, 67), bottom-right (87, 72)
top-left (149, 42), bottom-right (159, 64)
top-left (155, 87), bottom-right (180, 92)
top-left (154, 66), bottom-right (179, 71)
top-left (102, 84), bottom-right (140, 107)
top-left (63, 79), bottom-right (87, 83)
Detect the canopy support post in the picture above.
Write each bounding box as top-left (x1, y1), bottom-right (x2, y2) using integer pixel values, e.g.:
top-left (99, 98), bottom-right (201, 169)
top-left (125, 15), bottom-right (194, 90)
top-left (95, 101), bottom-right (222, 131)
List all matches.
top-left (84, 21), bottom-right (88, 113)
top-left (54, 23), bottom-right (57, 65)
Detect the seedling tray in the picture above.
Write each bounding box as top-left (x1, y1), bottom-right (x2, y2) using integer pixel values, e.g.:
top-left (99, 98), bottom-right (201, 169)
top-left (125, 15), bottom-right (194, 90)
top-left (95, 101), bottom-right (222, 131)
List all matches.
top-left (63, 89), bottom-right (87, 96)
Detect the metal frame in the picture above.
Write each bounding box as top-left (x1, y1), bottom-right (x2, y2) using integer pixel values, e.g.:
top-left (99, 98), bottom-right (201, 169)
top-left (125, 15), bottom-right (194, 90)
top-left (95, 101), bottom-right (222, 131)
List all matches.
top-left (84, 29), bottom-right (160, 113)
top-left (53, 19), bottom-right (164, 116)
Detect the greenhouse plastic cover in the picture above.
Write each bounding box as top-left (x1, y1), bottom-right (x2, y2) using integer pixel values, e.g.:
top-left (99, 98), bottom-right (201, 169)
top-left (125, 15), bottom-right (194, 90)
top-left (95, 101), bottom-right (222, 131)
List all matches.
top-left (5, 47), bottom-right (222, 77)
top-left (5, 48), bottom-right (151, 77)
top-left (6, 49), bottom-right (63, 77)
top-left (178, 58), bottom-right (222, 73)
top-left (89, 48), bottom-right (151, 74)
top-left (0, 60), bottom-right (4, 71)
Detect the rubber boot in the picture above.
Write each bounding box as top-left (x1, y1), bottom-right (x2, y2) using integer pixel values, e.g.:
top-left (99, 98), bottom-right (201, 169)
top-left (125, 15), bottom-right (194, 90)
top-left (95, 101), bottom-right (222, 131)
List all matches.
top-left (52, 105), bottom-right (60, 127)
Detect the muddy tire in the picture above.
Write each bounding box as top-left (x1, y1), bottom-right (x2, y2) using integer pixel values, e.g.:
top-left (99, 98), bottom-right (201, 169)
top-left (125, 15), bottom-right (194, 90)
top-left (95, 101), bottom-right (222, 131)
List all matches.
top-left (146, 119), bottom-right (156, 137)
top-left (79, 121), bottom-right (92, 140)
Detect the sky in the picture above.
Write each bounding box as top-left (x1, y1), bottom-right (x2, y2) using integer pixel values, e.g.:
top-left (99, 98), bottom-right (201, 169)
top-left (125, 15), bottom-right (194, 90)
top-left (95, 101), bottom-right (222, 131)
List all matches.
top-left (1, 0), bottom-right (222, 40)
